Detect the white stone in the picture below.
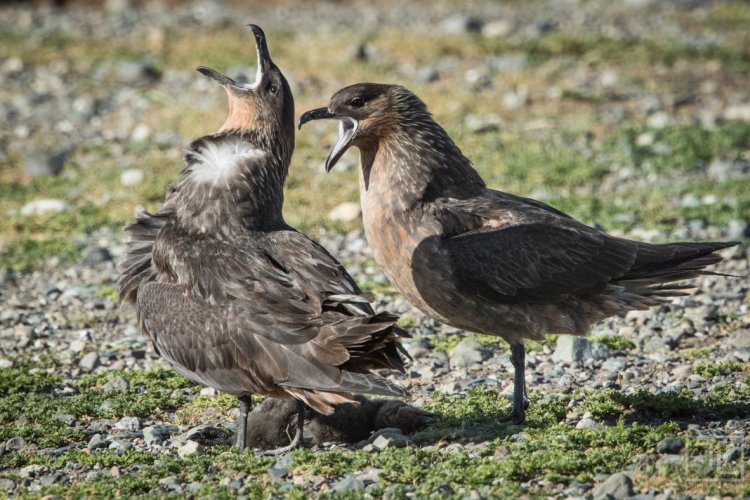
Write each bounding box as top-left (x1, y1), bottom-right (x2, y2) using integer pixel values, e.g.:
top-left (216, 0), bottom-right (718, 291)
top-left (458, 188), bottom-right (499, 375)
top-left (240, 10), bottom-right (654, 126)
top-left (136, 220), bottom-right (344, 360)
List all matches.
top-left (20, 199), bottom-right (70, 216)
top-left (724, 103), bottom-right (750, 122)
top-left (130, 123), bottom-right (151, 142)
top-left (178, 440), bottom-right (204, 458)
top-left (327, 202), bottom-right (361, 222)
top-left (120, 168), bottom-right (144, 186)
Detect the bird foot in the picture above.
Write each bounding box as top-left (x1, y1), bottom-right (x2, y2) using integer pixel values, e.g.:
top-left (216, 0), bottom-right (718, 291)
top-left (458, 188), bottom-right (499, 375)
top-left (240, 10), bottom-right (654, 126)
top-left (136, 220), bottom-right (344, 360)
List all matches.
top-left (499, 398), bottom-right (529, 424)
top-left (257, 429), bottom-right (303, 456)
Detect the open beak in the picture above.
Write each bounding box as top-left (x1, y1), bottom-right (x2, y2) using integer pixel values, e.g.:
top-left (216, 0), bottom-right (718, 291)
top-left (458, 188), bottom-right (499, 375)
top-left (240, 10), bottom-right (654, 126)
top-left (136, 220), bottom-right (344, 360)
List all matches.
top-left (298, 108), bottom-right (358, 172)
top-left (196, 23), bottom-right (273, 93)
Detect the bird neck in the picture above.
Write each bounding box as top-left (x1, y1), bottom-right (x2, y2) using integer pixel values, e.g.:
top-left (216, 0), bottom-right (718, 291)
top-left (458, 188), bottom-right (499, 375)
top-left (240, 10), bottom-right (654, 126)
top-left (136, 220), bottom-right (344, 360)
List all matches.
top-left (361, 118), bottom-right (486, 208)
top-left (169, 132), bottom-right (291, 235)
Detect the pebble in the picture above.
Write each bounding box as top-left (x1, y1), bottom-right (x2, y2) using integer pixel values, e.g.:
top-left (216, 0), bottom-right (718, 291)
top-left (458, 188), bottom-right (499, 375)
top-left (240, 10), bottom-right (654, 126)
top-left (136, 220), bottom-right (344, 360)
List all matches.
top-left (331, 474), bottom-right (365, 492)
top-left (101, 375), bottom-right (130, 393)
top-left (177, 440), bottom-right (204, 458)
top-left (121, 168), bottom-right (145, 186)
top-left (87, 434), bottom-right (107, 450)
top-left (143, 425), bottom-right (177, 445)
top-left (552, 336), bottom-right (610, 364)
top-left (575, 412), bottom-right (604, 430)
top-left (0, 478), bottom-right (15, 493)
top-left (656, 437), bottom-right (684, 454)
top-left (24, 149), bottom-right (67, 177)
top-left (327, 202), bottom-right (361, 222)
top-left (115, 416), bottom-right (141, 432)
top-left (108, 440), bottom-right (133, 454)
top-left (79, 352), bottom-right (100, 372)
top-left (449, 339), bottom-right (485, 369)
top-left (370, 428), bottom-right (413, 449)
top-left (20, 199), bottom-right (71, 216)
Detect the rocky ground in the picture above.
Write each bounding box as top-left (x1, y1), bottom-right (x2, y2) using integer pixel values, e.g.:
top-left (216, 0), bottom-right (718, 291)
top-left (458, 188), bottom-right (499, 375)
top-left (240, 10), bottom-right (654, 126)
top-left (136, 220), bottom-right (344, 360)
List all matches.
top-left (1, 0), bottom-right (749, 498)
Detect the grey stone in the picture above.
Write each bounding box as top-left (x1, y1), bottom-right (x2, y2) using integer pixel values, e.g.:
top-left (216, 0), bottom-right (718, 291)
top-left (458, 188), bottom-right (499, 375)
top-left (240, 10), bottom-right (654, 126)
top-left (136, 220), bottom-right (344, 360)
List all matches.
top-left (52, 413), bottom-right (75, 426)
top-left (159, 476), bottom-right (184, 491)
top-left (552, 336), bottom-right (610, 364)
top-left (370, 428), bottom-right (413, 449)
top-left (120, 168), bottom-right (144, 186)
top-left (575, 412), bottom-right (604, 430)
top-left (656, 437), bottom-right (684, 454)
top-left (116, 61), bottom-right (161, 84)
top-left (268, 453), bottom-right (293, 480)
top-left (108, 440), bottom-right (132, 454)
top-left (440, 15), bottom-right (483, 34)
top-left (115, 416), bottom-right (141, 432)
top-left (19, 464), bottom-right (48, 478)
top-left (88, 433), bottom-right (107, 450)
top-left (82, 247), bottom-right (113, 266)
top-left (332, 474), bottom-right (365, 492)
top-left (4, 436), bottom-right (26, 450)
top-left (101, 375), bottom-right (129, 393)
top-left (143, 425), bottom-right (177, 445)
top-left (79, 352), bottom-right (100, 372)
top-left (0, 478), bottom-right (15, 493)
top-left (449, 339), bottom-right (485, 368)
top-left (488, 55), bottom-right (527, 72)
top-left (24, 150), bottom-right (67, 177)
top-left (593, 472), bottom-right (634, 499)
top-left (464, 114), bottom-right (502, 134)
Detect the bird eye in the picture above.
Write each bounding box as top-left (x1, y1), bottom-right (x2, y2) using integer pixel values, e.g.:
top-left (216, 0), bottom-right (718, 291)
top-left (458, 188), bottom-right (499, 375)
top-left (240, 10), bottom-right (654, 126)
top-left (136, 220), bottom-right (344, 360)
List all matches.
top-left (350, 97), bottom-right (365, 108)
top-left (269, 84), bottom-right (279, 95)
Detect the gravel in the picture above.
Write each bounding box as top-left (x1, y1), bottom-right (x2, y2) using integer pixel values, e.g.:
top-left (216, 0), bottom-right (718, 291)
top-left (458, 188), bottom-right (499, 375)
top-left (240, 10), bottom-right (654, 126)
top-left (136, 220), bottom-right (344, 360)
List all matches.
top-left (1, 0), bottom-right (748, 498)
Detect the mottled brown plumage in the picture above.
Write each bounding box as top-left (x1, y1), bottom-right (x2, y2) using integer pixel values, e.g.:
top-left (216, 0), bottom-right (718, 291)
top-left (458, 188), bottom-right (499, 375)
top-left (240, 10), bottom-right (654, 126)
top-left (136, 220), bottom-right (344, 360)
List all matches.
top-left (118, 30), bottom-right (407, 453)
top-left (300, 83), bottom-right (738, 423)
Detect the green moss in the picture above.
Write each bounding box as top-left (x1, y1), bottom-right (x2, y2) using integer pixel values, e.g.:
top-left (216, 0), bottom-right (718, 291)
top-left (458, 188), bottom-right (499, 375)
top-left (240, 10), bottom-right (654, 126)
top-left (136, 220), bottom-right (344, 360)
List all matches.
top-left (0, 237), bottom-right (82, 270)
top-left (693, 361), bottom-right (749, 378)
top-left (593, 335), bottom-right (636, 351)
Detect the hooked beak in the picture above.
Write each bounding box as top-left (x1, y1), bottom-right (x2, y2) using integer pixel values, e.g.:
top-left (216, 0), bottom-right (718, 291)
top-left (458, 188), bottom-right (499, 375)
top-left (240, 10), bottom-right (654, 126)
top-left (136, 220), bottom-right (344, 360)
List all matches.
top-left (196, 23), bottom-right (273, 93)
top-left (298, 108), bottom-right (358, 172)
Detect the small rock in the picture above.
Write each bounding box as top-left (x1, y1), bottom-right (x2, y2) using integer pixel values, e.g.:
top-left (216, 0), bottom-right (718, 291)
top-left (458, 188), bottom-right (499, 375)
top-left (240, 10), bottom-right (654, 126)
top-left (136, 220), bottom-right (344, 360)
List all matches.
top-left (4, 436), bottom-right (26, 450)
top-left (464, 114), bottom-right (502, 134)
top-left (647, 111), bottom-right (671, 129)
top-left (552, 336), bottom-right (610, 364)
top-left (370, 428), bottom-right (413, 449)
top-left (143, 425), bottom-right (177, 445)
top-left (178, 440), bottom-right (204, 458)
top-left (88, 434), bottom-right (107, 450)
top-left (19, 464), bottom-right (48, 478)
top-left (724, 103), bottom-right (750, 122)
top-left (20, 199), bottom-right (71, 216)
top-left (131, 124), bottom-right (151, 142)
top-left (481, 19), bottom-right (514, 38)
top-left (327, 202), bottom-right (361, 222)
top-left (108, 440), bottom-right (132, 454)
top-left (268, 453), bottom-right (293, 480)
top-left (115, 416), bottom-right (141, 432)
top-left (0, 478), bottom-right (15, 493)
top-left (449, 339), bottom-right (485, 368)
top-left (672, 365), bottom-right (691, 380)
top-left (576, 412), bottom-right (604, 430)
top-left (82, 247), bottom-right (113, 266)
top-left (159, 476), bottom-right (184, 491)
top-left (53, 413), bottom-right (75, 426)
top-left (79, 352), bottom-right (100, 372)
top-left (101, 375), bottom-right (130, 393)
top-left (116, 61), bottom-right (161, 84)
top-left (593, 472), bottom-right (634, 499)
top-left (488, 54), bottom-right (527, 72)
top-left (440, 15), bottom-right (483, 35)
top-left (331, 474), bottom-right (365, 492)
top-left (656, 437), bottom-right (684, 454)
top-left (24, 150), bottom-right (67, 177)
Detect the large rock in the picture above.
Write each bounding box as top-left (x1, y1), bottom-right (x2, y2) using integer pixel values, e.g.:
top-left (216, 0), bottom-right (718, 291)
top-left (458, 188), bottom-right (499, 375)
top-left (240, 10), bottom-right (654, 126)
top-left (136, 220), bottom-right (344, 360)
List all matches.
top-left (593, 472), bottom-right (634, 499)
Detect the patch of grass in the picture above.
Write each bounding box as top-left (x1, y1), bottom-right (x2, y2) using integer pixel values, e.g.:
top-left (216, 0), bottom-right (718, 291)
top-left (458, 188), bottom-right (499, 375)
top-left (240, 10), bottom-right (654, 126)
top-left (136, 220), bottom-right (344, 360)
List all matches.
top-left (593, 335), bottom-right (636, 351)
top-left (0, 237), bottom-right (82, 270)
top-left (427, 333), bottom-right (503, 354)
top-left (173, 392), bottom-right (240, 426)
top-left (693, 361), bottom-right (749, 378)
top-left (0, 366), bottom-right (196, 452)
top-left (681, 347), bottom-right (712, 358)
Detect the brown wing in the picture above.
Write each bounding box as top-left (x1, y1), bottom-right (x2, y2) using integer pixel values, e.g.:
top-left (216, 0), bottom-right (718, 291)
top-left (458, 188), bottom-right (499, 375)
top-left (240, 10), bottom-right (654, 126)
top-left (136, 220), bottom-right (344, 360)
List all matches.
top-left (436, 192), bottom-right (734, 303)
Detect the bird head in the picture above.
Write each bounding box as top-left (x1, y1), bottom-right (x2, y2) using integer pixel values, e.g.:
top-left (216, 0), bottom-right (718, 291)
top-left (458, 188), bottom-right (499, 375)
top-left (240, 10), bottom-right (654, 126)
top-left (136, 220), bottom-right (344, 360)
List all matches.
top-left (299, 83), bottom-right (415, 172)
top-left (197, 25), bottom-right (294, 148)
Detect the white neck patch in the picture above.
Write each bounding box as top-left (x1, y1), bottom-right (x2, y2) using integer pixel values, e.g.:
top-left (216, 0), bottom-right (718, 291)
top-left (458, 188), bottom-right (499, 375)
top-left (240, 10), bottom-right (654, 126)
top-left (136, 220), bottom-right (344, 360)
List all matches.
top-left (188, 139), bottom-right (267, 185)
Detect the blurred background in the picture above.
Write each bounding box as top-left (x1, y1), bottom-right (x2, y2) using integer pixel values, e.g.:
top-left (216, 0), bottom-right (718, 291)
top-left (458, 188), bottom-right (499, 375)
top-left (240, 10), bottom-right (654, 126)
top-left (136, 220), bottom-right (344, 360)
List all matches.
top-left (1, 0), bottom-right (748, 269)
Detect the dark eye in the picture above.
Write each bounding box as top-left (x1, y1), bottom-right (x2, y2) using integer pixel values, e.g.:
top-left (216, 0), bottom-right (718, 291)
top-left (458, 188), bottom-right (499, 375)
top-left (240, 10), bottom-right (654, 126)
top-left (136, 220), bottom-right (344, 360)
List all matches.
top-left (269, 84), bottom-right (279, 95)
top-left (350, 97), bottom-right (365, 108)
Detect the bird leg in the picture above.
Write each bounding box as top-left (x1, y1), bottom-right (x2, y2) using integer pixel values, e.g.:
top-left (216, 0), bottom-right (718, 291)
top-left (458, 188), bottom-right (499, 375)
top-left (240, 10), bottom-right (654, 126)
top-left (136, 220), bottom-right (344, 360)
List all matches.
top-left (260, 400), bottom-right (306, 456)
top-left (500, 343), bottom-right (529, 424)
top-left (236, 395), bottom-right (253, 452)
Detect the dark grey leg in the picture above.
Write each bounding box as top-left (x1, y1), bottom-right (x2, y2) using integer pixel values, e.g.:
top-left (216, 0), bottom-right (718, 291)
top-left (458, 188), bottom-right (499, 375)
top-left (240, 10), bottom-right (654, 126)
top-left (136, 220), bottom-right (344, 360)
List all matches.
top-left (261, 400), bottom-right (306, 456)
top-left (500, 343), bottom-right (528, 424)
top-left (236, 395), bottom-right (252, 452)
